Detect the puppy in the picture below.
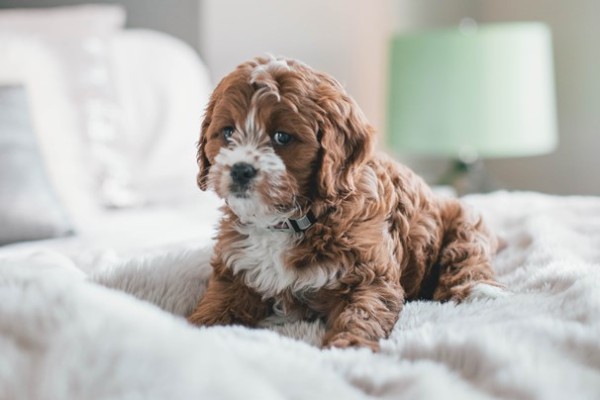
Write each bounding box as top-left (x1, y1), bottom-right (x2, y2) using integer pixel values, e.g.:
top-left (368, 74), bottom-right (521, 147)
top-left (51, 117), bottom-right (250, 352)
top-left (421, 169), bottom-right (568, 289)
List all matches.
top-left (188, 56), bottom-right (501, 351)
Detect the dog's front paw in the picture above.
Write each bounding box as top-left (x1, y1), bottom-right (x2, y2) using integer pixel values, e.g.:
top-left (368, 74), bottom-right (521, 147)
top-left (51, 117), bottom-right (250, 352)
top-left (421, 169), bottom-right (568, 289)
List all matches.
top-left (449, 281), bottom-right (510, 303)
top-left (323, 332), bottom-right (380, 352)
top-left (465, 282), bottom-right (511, 302)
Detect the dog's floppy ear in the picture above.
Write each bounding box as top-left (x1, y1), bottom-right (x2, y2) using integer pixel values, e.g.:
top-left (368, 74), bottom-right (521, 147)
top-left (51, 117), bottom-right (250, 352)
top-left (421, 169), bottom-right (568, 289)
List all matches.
top-left (316, 76), bottom-right (375, 200)
top-left (196, 96), bottom-right (218, 191)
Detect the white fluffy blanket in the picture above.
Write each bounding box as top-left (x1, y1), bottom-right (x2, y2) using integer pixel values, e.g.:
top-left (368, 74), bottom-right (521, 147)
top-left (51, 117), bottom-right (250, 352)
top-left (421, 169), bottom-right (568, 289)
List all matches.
top-left (1, 192), bottom-right (600, 399)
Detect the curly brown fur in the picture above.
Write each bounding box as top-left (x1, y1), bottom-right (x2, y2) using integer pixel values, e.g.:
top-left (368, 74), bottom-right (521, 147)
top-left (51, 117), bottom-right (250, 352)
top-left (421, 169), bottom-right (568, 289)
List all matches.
top-left (187, 56), bottom-right (500, 351)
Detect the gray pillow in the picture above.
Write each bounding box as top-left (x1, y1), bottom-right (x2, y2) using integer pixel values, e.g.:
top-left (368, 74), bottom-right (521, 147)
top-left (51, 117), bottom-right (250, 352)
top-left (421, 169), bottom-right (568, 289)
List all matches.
top-left (0, 84), bottom-right (73, 245)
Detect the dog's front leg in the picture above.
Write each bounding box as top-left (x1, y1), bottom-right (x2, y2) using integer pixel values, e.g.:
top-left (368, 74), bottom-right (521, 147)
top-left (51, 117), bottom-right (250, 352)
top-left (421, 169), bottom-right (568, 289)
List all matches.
top-left (322, 278), bottom-right (404, 352)
top-left (187, 272), bottom-right (269, 327)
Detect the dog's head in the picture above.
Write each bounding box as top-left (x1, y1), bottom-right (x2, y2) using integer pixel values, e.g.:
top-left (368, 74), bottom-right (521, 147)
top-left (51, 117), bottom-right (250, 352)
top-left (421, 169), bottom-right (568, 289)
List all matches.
top-left (197, 56), bottom-right (374, 225)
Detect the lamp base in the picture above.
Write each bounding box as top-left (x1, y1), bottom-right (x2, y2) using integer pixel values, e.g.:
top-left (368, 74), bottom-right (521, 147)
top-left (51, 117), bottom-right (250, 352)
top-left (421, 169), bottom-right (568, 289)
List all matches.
top-left (438, 158), bottom-right (497, 196)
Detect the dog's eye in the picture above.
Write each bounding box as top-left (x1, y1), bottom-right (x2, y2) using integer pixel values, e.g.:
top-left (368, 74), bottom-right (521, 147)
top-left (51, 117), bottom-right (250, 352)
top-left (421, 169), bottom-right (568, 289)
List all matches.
top-left (273, 131), bottom-right (292, 146)
top-left (222, 127), bottom-right (234, 142)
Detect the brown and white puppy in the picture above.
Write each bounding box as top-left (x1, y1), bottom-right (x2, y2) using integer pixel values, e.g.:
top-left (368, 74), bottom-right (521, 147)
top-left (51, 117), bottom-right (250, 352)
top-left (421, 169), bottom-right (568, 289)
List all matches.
top-left (188, 56), bottom-right (502, 351)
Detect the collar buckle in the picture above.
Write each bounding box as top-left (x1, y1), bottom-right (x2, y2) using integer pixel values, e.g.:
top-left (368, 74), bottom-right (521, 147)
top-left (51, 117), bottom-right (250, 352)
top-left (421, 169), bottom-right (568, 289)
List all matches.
top-left (268, 211), bottom-right (316, 233)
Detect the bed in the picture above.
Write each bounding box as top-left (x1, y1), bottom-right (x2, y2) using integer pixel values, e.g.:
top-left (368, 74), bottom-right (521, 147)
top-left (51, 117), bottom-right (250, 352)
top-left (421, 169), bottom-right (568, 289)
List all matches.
top-left (1, 6), bottom-right (600, 400)
top-left (1, 191), bottom-right (600, 399)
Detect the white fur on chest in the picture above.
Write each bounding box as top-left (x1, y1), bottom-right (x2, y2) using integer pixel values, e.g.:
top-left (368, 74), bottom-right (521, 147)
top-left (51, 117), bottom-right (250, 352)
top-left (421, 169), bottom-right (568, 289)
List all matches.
top-left (223, 226), bottom-right (336, 299)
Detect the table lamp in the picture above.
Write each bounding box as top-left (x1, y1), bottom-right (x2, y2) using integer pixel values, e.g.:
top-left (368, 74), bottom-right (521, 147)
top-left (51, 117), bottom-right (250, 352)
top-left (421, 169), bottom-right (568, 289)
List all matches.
top-left (386, 22), bottom-right (558, 195)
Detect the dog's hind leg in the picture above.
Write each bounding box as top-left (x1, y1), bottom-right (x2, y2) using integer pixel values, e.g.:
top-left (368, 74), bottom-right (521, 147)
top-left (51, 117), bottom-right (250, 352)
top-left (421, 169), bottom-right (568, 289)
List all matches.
top-left (433, 199), bottom-right (506, 302)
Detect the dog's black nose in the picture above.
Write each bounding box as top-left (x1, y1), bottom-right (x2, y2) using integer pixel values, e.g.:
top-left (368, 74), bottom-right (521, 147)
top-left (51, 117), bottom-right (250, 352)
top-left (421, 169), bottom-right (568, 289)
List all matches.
top-left (230, 162), bottom-right (257, 185)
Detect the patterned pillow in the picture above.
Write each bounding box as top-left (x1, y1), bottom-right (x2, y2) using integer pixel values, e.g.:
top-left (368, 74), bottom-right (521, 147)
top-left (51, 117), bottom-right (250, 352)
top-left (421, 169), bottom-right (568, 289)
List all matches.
top-left (0, 85), bottom-right (73, 245)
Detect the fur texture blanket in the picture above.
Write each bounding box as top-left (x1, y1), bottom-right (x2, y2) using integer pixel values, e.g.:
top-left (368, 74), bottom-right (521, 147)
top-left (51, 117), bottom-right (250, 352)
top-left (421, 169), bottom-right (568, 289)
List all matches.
top-left (1, 192), bottom-right (600, 399)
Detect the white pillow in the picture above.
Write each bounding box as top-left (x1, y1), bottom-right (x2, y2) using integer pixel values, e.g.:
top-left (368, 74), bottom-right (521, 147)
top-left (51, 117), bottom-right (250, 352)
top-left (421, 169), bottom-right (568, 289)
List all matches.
top-left (109, 29), bottom-right (212, 205)
top-left (0, 34), bottom-right (98, 229)
top-left (0, 5), bottom-right (137, 208)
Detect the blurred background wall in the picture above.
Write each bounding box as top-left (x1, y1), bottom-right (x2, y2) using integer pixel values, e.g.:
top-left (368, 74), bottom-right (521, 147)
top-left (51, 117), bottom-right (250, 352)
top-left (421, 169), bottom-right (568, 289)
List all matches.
top-left (200, 0), bottom-right (393, 136)
top-left (1, 0), bottom-right (598, 195)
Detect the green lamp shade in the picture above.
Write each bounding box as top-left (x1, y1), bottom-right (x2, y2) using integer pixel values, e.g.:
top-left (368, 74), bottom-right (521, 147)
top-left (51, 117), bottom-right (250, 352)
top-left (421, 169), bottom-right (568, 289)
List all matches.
top-left (387, 22), bottom-right (558, 158)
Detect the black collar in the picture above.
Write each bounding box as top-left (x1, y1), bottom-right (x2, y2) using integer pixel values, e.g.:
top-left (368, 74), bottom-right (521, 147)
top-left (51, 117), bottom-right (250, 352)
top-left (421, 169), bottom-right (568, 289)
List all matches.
top-left (268, 210), bottom-right (316, 233)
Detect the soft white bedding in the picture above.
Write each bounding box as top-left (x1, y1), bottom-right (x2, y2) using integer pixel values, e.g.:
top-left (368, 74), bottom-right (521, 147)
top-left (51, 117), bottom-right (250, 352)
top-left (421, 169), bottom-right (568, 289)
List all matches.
top-left (1, 191), bottom-right (600, 399)
top-left (0, 192), bottom-right (222, 274)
